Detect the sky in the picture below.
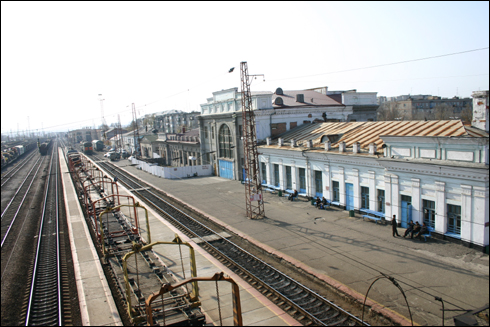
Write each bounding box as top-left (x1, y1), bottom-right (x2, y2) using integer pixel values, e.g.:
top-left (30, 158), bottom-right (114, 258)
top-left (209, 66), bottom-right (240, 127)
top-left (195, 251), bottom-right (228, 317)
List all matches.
top-left (1, 1), bottom-right (489, 135)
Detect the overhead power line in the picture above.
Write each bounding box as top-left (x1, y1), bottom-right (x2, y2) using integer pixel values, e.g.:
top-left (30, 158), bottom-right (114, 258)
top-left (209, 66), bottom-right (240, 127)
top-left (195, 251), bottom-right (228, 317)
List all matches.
top-left (269, 47), bottom-right (490, 82)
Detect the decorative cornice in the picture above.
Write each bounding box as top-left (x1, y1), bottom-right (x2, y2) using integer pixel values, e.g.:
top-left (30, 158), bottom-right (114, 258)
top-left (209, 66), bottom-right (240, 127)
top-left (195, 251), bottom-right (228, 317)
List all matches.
top-left (411, 178), bottom-right (420, 188)
top-left (435, 181), bottom-right (445, 192)
top-left (353, 168), bottom-right (359, 177)
top-left (461, 184), bottom-right (472, 196)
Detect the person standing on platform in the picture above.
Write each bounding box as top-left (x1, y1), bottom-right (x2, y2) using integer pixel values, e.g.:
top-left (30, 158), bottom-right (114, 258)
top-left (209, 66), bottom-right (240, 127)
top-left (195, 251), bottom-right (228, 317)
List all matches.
top-left (392, 215), bottom-right (400, 237)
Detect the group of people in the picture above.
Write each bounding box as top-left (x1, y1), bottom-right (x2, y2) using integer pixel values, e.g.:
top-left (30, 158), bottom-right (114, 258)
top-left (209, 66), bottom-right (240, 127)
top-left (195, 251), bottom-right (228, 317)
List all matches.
top-left (314, 196), bottom-right (329, 209)
top-left (392, 215), bottom-right (429, 240)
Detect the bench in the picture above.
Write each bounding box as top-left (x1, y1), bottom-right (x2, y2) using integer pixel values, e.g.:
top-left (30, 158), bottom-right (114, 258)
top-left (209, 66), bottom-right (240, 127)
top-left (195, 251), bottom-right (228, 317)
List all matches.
top-left (420, 227), bottom-right (435, 242)
top-left (363, 215), bottom-right (383, 224)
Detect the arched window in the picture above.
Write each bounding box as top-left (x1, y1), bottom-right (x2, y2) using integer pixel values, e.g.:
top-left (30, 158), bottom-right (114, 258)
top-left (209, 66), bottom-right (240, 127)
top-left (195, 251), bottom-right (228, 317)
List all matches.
top-left (219, 124), bottom-right (233, 159)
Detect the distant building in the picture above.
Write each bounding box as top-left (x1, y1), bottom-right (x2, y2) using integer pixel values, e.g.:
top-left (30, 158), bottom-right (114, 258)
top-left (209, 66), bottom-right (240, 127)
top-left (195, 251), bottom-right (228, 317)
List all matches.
top-left (104, 127), bottom-right (128, 141)
top-left (152, 128), bottom-right (201, 166)
top-left (153, 109), bottom-right (199, 134)
top-left (67, 128), bottom-right (102, 144)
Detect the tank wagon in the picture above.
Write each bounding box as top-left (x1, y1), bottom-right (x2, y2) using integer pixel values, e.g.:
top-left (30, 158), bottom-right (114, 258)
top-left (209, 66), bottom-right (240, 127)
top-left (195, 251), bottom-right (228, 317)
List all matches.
top-left (65, 152), bottom-right (242, 326)
top-left (91, 140), bottom-right (104, 152)
top-left (80, 141), bottom-right (93, 154)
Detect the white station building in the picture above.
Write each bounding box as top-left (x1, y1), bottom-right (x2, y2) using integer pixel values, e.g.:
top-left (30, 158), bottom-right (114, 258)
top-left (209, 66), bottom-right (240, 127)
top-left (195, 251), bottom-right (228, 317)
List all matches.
top-left (258, 119), bottom-right (489, 251)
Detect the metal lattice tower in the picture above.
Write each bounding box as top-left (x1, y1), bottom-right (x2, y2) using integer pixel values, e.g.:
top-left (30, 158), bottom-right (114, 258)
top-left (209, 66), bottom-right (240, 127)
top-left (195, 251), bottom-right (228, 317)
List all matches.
top-left (132, 103), bottom-right (141, 156)
top-left (240, 62), bottom-right (265, 219)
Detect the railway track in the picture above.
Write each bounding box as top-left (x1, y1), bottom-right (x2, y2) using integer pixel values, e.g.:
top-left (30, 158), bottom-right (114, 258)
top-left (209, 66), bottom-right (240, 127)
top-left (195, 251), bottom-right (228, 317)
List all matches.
top-left (1, 156), bottom-right (44, 247)
top-left (1, 150), bottom-right (38, 187)
top-left (23, 143), bottom-right (65, 325)
top-left (92, 155), bottom-right (368, 326)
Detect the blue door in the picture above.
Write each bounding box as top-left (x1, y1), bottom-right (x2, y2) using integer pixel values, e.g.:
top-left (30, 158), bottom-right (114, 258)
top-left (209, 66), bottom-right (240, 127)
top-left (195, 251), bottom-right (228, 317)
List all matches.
top-left (346, 183), bottom-right (354, 210)
top-left (242, 168), bottom-right (246, 182)
top-left (219, 160), bottom-right (234, 180)
top-left (400, 195), bottom-right (412, 228)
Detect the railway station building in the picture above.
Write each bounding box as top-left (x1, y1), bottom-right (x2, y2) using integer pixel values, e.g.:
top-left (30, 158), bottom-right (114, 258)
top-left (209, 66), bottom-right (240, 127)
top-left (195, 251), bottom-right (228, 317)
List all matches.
top-left (258, 119), bottom-right (489, 250)
top-left (198, 87), bottom-right (352, 180)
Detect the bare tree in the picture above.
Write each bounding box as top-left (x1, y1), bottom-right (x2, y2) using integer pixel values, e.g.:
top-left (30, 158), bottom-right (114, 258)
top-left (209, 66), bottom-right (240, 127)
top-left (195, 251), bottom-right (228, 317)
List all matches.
top-left (461, 103), bottom-right (472, 124)
top-left (377, 101), bottom-right (407, 121)
top-left (433, 103), bottom-right (456, 120)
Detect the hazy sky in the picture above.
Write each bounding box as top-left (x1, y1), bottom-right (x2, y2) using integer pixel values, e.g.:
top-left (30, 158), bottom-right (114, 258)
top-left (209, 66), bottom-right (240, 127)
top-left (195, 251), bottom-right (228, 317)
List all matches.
top-left (1, 1), bottom-right (489, 135)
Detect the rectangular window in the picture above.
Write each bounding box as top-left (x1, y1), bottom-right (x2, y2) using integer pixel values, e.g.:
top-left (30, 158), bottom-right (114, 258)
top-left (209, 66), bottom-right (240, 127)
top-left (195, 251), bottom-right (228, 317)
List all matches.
top-left (361, 186), bottom-right (370, 209)
top-left (261, 162), bottom-right (267, 184)
top-left (204, 126), bottom-right (208, 139)
top-left (286, 166), bottom-right (292, 189)
top-left (423, 200), bottom-right (436, 228)
top-left (298, 168), bottom-right (306, 193)
top-left (332, 181), bottom-right (340, 202)
top-left (239, 125), bottom-right (243, 137)
top-left (447, 204), bottom-right (461, 234)
top-left (377, 189), bottom-right (385, 213)
top-left (273, 164), bottom-right (280, 187)
top-left (314, 171), bottom-right (322, 197)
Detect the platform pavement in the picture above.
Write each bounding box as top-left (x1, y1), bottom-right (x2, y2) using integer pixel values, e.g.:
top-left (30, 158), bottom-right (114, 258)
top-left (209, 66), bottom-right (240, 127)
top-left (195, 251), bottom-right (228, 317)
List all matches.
top-left (110, 158), bottom-right (489, 326)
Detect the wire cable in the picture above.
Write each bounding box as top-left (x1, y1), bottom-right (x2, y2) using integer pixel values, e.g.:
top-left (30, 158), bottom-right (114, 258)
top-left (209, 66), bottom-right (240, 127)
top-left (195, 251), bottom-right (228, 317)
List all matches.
top-left (268, 47), bottom-right (490, 82)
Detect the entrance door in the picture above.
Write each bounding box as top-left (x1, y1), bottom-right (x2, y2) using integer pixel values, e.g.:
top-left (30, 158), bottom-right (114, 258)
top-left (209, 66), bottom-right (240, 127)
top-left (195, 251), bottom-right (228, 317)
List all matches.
top-left (345, 183), bottom-right (354, 210)
top-left (400, 195), bottom-right (412, 228)
top-left (219, 160), bottom-right (234, 180)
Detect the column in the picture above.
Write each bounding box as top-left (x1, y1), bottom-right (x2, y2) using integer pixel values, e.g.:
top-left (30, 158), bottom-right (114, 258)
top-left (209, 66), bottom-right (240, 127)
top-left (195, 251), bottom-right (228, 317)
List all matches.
top-left (339, 167), bottom-right (345, 208)
top-left (279, 159), bottom-right (284, 189)
top-left (306, 162), bottom-right (311, 197)
top-left (323, 164), bottom-right (331, 200)
top-left (265, 157), bottom-right (271, 185)
top-left (435, 181), bottom-right (446, 234)
top-left (369, 171), bottom-right (376, 210)
top-left (461, 184), bottom-right (472, 243)
top-left (384, 175), bottom-right (392, 220)
top-left (472, 186), bottom-right (488, 246)
top-left (291, 161), bottom-right (297, 191)
top-left (391, 175), bottom-right (400, 221)
top-left (353, 168), bottom-right (360, 210)
top-left (411, 178), bottom-right (421, 223)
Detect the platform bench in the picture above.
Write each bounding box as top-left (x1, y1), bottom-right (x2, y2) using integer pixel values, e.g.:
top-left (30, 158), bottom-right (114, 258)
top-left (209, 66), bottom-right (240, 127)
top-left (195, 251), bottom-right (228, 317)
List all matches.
top-left (363, 215), bottom-right (382, 224)
top-left (421, 227), bottom-right (434, 242)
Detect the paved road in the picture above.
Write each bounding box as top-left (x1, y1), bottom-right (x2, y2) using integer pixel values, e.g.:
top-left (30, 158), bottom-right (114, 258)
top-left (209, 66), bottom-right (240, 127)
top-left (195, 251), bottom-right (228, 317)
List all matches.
top-left (113, 159), bottom-right (489, 326)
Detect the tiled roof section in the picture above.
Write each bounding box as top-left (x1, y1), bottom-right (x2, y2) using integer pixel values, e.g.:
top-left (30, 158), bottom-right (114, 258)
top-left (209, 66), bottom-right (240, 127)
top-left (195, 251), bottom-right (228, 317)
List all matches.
top-left (269, 120), bottom-right (488, 149)
top-left (272, 90), bottom-right (343, 108)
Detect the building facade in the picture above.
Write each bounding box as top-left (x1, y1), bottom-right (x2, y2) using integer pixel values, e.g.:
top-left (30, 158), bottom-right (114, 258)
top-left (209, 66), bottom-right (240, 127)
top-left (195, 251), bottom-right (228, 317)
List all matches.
top-left (199, 87), bottom-right (349, 180)
top-left (151, 128), bottom-right (201, 167)
top-left (153, 109), bottom-right (200, 134)
top-left (258, 120), bottom-right (489, 250)
top-left (67, 128), bottom-right (103, 144)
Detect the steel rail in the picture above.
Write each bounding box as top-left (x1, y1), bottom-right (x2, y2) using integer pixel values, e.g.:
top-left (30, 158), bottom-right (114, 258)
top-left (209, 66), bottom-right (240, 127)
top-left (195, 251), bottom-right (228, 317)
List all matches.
top-left (1, 158), bottom-right (45, 247)
top-left (1, 150), bottom-right (38, 187)
top-left (26, 143), bottom-right (62, 326)
top-left (1, 157), bottom-right (42, 219)
top-left (96, 158), bottom-right (367, 326)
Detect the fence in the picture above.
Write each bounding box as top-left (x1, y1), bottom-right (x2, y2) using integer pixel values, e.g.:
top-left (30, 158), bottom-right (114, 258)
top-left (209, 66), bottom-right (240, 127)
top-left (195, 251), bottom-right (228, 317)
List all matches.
top-left (130, 157), bottom-right (213, 179)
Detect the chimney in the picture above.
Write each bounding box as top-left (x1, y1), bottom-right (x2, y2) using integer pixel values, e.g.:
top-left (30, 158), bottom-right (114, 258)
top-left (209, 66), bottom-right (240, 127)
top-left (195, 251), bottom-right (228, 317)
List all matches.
top-left (291, 139), bottom-right (296, 148)
top-left (296, 94), bottom-right (305, 103)
top-left (471, 90), bottom-right (489, 132)
top-left (369, 143), bottom-right (377, 155)
top-left (339, 141), bottom-right (346, 153)
top-left (278, 138), bottom-right (284, 146)
top-left (324, 140), bottom-right (331, 151)
top-left (306, 140), bottom-right (312, 148)
top-left (353, 142), bottom-right (360, 154)
top-left (266, 137), bottom-right (270, 145)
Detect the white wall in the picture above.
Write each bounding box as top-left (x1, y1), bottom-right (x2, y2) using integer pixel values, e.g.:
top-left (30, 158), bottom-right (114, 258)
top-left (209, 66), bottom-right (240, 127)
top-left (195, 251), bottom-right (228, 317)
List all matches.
top-left (130, 157), bottom-right (213, 179)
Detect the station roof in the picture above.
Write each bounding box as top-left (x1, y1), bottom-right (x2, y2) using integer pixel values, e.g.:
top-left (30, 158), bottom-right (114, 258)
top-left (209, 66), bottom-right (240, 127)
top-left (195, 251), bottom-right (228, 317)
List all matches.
top-left (272, 89), bottom-right (343, 108)
top-left (265, 120), bottom-right (489, 150)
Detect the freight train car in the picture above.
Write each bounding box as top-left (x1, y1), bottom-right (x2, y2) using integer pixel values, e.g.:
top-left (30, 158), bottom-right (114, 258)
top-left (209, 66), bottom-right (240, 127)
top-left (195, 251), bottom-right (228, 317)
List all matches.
top-left (91, 140), bottom-right (104, 152)
top-left (81, 141), bottom-right (93, 154)
top-left (39, 139), bottom-right (52, 155)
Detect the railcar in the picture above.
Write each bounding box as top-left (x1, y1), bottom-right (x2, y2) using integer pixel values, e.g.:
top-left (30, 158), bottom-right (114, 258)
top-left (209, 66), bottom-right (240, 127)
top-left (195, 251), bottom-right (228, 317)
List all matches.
top-left (92, 140), bottom-right (104, 152)
top-left (64, 152), bottom-right (242, 326)
top-left (81, 141), bottom-right (93, 154)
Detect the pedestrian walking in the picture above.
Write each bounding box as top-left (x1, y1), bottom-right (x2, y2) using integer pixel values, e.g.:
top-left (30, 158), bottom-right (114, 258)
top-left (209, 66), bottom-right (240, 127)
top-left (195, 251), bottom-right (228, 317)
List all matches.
top-left (392, 215), bottom-right (400, 237)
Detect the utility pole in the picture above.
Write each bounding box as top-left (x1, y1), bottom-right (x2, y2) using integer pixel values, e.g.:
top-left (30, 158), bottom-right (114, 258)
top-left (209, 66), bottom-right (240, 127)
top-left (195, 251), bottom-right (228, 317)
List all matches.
top-left (132, 103), bottom-right (140, 156)
top-left (240, 62), bottom-right (265, 220)
top-left (98, 94), bottom-right (107, 133)
top-left (117, 114), bottom-right (123, 150)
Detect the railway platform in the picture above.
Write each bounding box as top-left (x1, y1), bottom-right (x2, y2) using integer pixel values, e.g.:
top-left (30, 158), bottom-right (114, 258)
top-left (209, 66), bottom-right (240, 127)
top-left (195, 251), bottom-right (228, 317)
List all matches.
top-left (108, 158), bottom-right (489, 327)
top-left (60, 150), bottom-right (300, 326)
